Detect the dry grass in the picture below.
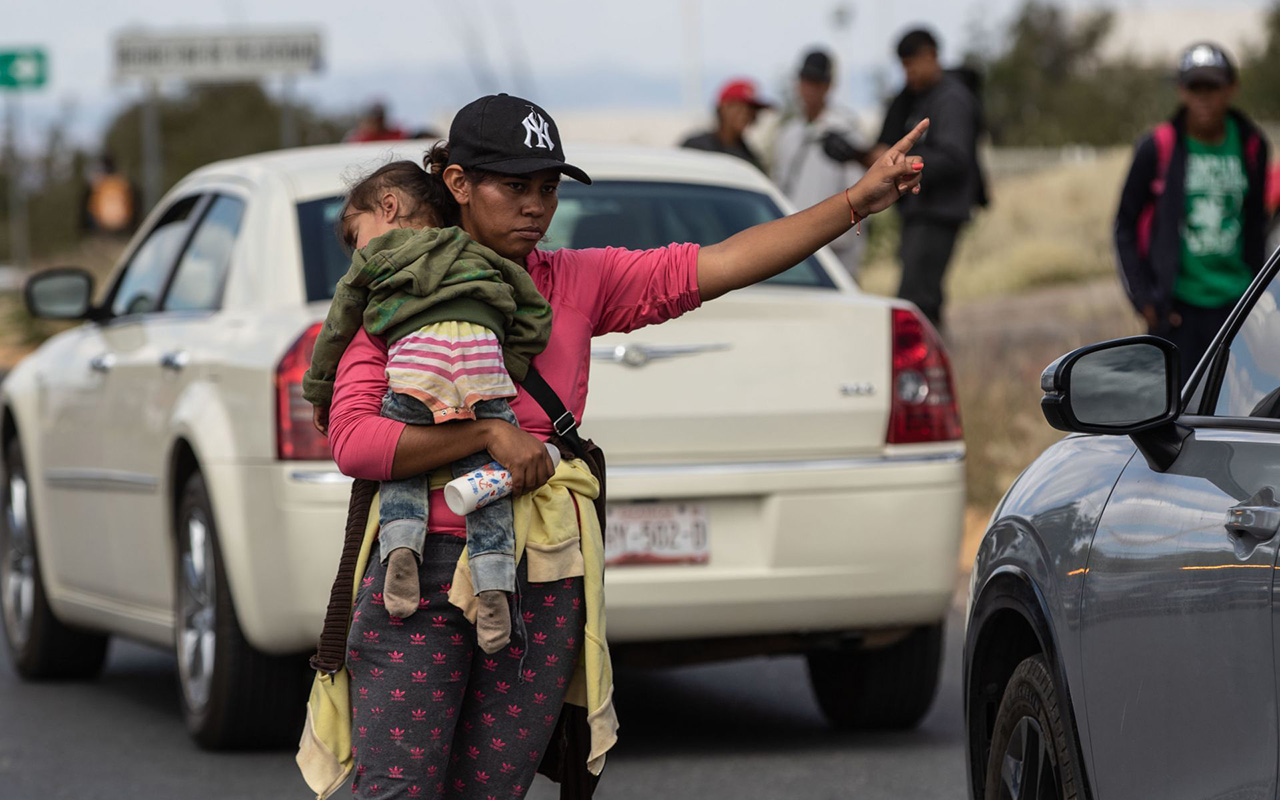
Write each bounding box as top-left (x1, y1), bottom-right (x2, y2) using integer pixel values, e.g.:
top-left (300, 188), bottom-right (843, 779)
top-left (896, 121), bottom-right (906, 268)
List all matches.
top-left (0, 237), bottom-right (126, 364)
top-left (857, 149), bottom-right (1145, 563)
top-left (861, 148), bottom-right (1130, 301)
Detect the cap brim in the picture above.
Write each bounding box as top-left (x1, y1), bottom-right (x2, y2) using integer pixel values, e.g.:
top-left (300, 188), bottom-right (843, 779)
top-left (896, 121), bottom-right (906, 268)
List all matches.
top-left (798, 70), bottom-right (832, 83)
top-left (1179, 66), bottom-right (1231, 86)
top-left (472, 156), bottom-right (592, 185)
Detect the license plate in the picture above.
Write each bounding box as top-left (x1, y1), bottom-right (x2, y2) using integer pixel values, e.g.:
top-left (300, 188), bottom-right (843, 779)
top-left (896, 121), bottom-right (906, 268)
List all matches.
top-left (604, 502), bottom-right (709, 566)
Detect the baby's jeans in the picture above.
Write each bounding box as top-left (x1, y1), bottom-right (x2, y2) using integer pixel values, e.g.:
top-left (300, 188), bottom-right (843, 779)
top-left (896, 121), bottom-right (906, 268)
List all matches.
top-left (378, 391), bottom-right (519, 595)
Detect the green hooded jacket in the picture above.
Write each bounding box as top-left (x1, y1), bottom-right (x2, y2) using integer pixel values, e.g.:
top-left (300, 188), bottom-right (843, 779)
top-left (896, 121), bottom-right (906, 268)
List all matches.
top-left (302, 226), bottom-right (552, 408)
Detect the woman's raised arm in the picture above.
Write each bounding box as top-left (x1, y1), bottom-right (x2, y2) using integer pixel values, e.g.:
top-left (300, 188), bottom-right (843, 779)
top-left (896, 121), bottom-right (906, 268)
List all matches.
top-left (696, 118), bottom-right (929, 302)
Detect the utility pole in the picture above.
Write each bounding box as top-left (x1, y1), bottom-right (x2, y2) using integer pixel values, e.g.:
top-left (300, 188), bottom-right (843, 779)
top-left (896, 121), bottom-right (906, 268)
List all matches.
top-left (280, 73), bottom-right (297, 149)
top-left (5, 94), bottom-right (29, 268)
top-left (0, 49), bottom-right (46, 268)
top-left (140, 80), bottom-right (162, 215)
top-left (682, 0), bottom-right (703, 111)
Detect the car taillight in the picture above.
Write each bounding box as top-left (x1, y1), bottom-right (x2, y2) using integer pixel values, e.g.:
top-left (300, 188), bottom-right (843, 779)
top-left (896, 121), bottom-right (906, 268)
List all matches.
top-left (276, 322), bottom-right (332, 461)
top-left (887, 307), bottom-right (963, 444)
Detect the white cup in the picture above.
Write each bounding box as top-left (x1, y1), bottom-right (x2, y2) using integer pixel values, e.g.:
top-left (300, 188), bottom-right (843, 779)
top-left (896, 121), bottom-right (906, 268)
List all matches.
top-left (444, 442), bottom-right (561, 515)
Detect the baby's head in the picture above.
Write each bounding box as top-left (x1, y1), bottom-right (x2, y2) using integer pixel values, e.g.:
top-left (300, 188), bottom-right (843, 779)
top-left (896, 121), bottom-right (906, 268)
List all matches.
top-left (339, 160), bottom-right (455, 252)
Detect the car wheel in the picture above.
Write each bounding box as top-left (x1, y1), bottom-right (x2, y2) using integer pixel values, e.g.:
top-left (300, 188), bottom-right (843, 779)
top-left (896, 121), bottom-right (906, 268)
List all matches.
top-left (0, 437), bottom-right (109, 679)
top-left (983, 655), bottom-right (1084, 800)
top-left (174, 470), bottom-right (308, 749)
top-left (806, 623), bottom-right (942, 730)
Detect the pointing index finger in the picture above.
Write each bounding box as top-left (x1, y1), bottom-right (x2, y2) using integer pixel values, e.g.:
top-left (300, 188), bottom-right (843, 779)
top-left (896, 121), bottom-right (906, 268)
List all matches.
top-left (890, 118), bottom-right (930, 157)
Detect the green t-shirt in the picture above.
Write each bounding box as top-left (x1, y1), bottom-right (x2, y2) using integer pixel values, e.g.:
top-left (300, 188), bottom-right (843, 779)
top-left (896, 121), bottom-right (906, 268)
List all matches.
top-left (1176, 117), bottom-right (1253, 308)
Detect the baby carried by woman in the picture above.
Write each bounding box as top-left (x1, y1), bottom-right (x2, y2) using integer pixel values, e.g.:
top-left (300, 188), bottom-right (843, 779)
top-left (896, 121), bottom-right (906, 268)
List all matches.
top-left (303, 157), bottom-right (552, 653)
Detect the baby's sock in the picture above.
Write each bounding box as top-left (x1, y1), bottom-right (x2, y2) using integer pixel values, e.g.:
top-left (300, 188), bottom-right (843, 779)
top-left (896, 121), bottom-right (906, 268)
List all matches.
top-left (475, 590), bottom-right (512, 654)
top-left (383, 548), bottom-right (421, 618)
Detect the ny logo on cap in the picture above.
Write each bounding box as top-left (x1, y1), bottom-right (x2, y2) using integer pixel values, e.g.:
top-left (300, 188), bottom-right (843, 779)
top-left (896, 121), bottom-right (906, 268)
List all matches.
top-left (521, 111), bottom-right (555, 150)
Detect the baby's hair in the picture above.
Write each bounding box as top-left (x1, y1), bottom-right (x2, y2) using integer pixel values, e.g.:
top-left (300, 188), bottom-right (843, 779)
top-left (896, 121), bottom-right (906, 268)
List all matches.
top-left (340, 159), bottom-right (457, 248)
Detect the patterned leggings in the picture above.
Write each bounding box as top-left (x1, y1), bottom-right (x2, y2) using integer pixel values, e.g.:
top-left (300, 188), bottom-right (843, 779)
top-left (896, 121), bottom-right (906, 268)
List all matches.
top-left (347, 536), bottom-right (585, 800)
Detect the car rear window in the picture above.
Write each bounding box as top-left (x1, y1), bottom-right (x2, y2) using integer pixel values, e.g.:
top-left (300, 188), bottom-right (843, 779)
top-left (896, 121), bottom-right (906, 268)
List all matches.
top-left (297, 180), bottom-right (834, 302)
top-left (545, 181), bottom-right (834, 289)
top-left (297, 195), bottom-right (351, 302)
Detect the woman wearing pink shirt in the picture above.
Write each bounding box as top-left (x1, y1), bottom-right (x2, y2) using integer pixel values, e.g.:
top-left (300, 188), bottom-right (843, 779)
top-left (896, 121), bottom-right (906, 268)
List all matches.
top-left (325, 93), bottom-right (927, 800)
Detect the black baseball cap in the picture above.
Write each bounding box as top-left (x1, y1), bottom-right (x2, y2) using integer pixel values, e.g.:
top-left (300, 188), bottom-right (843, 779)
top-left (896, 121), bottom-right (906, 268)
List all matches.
top-left (447, 94), bottom-right (591, 184)
top-left (799, 49), bottom-right (834, 83)
top-left (1177, 42), bottom-right (1237, 87)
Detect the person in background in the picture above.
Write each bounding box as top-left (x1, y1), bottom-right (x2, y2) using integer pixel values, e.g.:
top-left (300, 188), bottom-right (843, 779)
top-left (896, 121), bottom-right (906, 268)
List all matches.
top-left (774, 48), bottom-right (872, 280)
top-left (80, 154), bottom-right (139, 236)
top-left (344, 101), bottom-right (410, 143)
top-left (1115, 42), bottom-right (1269, 382)
top-left (680, 78), bottom-right (772, 171)
top-left (871, 28), bottom-right (983, 329)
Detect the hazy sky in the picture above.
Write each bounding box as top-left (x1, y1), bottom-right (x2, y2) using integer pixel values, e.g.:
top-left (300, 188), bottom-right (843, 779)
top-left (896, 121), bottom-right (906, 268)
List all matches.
top-left (2, 0), bottom-right (1271, 148)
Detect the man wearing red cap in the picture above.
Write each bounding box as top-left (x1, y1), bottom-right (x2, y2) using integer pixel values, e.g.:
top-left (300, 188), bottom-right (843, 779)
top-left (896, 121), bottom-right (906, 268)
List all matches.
top-left (680, 78), bottom-right (771, 171)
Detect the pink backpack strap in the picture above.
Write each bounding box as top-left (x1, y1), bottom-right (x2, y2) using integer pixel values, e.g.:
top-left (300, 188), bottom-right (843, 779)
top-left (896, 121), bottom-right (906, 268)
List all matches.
top-left (1138, 122), bottom-right (1177, 261)
top-left (1245, 133), bottom-right (1262, 171)
top-left (1151, 122), bottom-right (1176, 196)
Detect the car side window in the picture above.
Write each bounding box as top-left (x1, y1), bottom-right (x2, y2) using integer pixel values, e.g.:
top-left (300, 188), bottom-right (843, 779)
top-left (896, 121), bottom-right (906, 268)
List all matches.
top-left (110, 195), bottom-right (202, 317)
top-left (1212, 276), bottom-right (1280, 417)
top-left (163, 195), bottom-right (246, 312)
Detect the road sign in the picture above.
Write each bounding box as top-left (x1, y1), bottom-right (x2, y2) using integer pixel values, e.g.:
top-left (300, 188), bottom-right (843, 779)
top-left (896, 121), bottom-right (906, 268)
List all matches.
top-left (0, 49), bottom-right (48, 90)
top-left (113, 29), bottom-right (323, 82)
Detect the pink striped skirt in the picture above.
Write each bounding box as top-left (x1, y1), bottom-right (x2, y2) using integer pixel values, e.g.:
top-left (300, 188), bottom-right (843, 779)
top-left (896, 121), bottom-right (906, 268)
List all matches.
top-left (385, 321), bottom-right (516, 423)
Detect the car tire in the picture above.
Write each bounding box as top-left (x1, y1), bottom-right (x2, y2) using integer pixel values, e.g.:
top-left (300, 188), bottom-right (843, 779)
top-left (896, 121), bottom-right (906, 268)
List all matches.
top-left (0, 437), bottom-right (109, 679)
top-left (982, 655), bottom-right (1084, 800)
top-left (806, 623), bottom-right (942, 730)
top-left (174, 470), bottom-right (308, 749)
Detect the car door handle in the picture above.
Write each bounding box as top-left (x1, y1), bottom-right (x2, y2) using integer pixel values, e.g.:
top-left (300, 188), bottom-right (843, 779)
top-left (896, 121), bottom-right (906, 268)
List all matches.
top-left (160, 350), bottom-right (189, 371)
top-left (89, 353), bottom-right (116, 373)
top-left (1226, 488), bottom-right (1280, 540)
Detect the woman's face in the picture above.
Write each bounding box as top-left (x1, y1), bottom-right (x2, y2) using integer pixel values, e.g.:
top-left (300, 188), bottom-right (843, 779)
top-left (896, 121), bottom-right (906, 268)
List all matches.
top-left (447, 167), bottom-right (561, 262)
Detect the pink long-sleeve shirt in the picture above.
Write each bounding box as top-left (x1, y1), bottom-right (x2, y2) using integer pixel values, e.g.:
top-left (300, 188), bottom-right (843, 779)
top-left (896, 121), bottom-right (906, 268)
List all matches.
top-left (328, 244), bottom-right (702, 535)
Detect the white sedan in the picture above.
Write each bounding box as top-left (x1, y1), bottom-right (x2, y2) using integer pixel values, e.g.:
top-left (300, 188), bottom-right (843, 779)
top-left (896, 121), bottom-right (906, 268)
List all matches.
top-left (0, 142), bottom-right (965, 747)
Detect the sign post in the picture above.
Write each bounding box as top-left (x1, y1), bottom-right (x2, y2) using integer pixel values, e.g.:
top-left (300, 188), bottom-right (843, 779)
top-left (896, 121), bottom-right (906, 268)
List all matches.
top-left (0, 48), bottom-right (47, 268)
top-left (114, 29), bottom-right (323, 210)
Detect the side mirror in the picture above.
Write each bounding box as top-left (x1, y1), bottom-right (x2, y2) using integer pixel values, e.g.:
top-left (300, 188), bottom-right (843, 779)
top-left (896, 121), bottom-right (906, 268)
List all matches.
top-left (24, 268), bottom-right (96, 321)
top-left (1041, 336), bottom-right (1189, 471)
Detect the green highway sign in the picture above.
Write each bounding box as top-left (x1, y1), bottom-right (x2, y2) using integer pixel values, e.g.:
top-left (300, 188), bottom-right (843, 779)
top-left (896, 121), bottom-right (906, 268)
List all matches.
top-left (0, 49), bottom-right (47, 90)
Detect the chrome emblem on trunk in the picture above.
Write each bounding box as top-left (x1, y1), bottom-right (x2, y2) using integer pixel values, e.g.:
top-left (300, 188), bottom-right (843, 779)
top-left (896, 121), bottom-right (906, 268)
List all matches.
top-left (591, 343), bottom-right (731, 368)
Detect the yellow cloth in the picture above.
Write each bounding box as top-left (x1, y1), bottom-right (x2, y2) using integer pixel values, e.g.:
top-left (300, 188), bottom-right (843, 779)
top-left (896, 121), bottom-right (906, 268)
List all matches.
top-left (296, 496), bottom-right (380, 800)
top-left (297, 460), bottom-right (616, 799)
top-left (447, 456), bottom-right (616, 775)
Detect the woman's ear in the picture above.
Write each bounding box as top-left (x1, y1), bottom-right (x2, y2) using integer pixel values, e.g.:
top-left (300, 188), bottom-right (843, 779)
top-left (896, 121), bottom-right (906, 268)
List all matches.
top-left (443, 165), bottom-right (470, 206)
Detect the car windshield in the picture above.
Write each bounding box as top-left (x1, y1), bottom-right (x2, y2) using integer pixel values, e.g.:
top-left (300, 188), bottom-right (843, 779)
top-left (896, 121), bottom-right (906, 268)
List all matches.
top-left (297, 181), bottom-right (835, 302)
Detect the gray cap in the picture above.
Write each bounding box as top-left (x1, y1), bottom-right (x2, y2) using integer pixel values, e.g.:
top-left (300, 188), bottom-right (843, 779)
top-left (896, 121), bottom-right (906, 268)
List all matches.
top-left (1177, 42), bottom-right (1237, 87)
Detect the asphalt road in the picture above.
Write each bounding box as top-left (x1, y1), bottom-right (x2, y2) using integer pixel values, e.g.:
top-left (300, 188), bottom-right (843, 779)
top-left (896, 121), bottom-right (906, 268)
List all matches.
top-left (0, 597), bottom-right (968, 800)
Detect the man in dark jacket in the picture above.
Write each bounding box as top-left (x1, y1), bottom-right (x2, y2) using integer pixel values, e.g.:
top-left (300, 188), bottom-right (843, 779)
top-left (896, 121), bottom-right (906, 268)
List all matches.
top-left (874, 28), bottom-right (984, 328)
top-left (1115, 42), bottom-right (1269, 382)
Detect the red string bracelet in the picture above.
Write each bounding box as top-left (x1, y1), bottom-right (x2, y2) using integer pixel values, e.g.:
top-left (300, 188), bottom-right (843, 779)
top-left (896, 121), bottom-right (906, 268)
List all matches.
top-left (844, 187), bottom-right (863, 235)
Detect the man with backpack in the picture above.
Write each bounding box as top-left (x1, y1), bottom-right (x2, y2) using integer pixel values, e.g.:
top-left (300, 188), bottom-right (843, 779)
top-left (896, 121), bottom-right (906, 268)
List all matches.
top-left (1115, 42), bottom-right (1269, 381)
top-left (870, 28), bottom-right (985, 329)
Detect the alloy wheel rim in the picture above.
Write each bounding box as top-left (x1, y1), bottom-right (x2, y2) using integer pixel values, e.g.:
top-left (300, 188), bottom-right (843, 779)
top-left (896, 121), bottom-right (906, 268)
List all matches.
top-left (999, 715), bottom-right (1060, 800)
top-left (1, 469), bottom-right (34, 652)
top-left (177, 508), bottom-right (216, 712)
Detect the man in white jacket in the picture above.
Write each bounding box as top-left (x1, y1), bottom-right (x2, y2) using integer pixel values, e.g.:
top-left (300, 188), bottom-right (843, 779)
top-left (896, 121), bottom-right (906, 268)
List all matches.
top-left (773, 49), bottom-right (871, 280)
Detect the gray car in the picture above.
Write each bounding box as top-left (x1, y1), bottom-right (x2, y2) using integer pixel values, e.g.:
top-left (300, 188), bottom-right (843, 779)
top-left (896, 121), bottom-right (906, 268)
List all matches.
top-left (965, 252), bottom-right (1280, 800)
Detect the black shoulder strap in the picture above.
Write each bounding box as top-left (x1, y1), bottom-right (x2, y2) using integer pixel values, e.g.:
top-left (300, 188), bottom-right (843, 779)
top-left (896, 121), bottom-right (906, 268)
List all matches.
top-left (521, 364), bottom-right (589, 460)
